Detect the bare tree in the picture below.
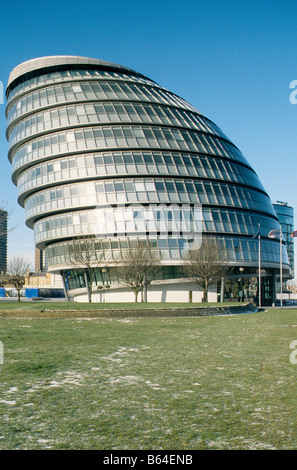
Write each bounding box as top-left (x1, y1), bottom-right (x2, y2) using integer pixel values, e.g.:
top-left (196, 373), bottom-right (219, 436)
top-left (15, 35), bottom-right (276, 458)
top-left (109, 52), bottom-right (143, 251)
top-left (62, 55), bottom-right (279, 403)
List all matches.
top-left (183, 238), bottom-right (228, 303)
top-left (5, 256), bottom-right (31, 302)
top-left (115, 239), bottom-right (160, 302)
top-left (68, 237), bottom-right (105, 303)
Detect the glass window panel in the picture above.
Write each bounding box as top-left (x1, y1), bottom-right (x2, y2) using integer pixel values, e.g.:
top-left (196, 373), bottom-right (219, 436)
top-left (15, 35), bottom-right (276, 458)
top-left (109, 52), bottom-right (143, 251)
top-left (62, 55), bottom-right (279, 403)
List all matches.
top-left (114, 155), bottom-right (123, 164)
top-left (135, 182), bottom-right (145, 191)
top-left (93, 129), bottom-right (103, 138)
top-left (143, 128), bottom-right (154, 138)
top-left (175, 182), bottom-right (185, 192)
top-left (145, 181), bottom-right (155, 191)
top-left (185, 182), bottom-right (195, 193)
top-left (94, 156), bottom-right (103, 166)
top-left (124, 181), bottom-right (135, 191)
top-left (143, 153), bottom-right (153, 164)
top-left (103, 155), bottom-right (113, 164)
top-left (134, 128), bottom-right (145, 138)
top-left (123, 153), bottom-right (133, 163)
top-left (103, 129), bottom-right (112, 138)
top-left (165, 181), bottom-right (175, 192)
top-left (134, 154), bottom-right (143, 164)
top-left (105, 183), bottom-right (114, 192)
top-left (114, 182), bottom-right (124, 192)
top-left (114, 128), bottom-right (124, 138)
top-left (155, 181), bottom-right (165, 191)
top-left (67, 185), bottom-right (77, 196)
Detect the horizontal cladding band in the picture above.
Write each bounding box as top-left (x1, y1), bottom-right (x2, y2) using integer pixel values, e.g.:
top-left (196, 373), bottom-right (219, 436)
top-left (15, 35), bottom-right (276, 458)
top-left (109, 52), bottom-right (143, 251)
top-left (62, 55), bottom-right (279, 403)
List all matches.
top-left (5, 79), bottom-right (193, 118)
top-left (5, 82), bottom-right (194, 129)
top-left (5, 71), bottom-right (160, 105)
top-left (12, 149), bottom-right (261, 187)
top-left (6, 101), bottom-right (209, 139)
top-left (7, 125), bottom-right (243, 162)
top-left (23, 190), bottom-right (276, 222)
top-left (15, 167), bottom-right (269, 198)
top-left (35, 232), bottom-right (288, 250)
top-left (9, 146), bottom-right (250, 181)
top-left (6, 56), bottom-right (147, 95)
top-left (6, 112), bottom-right (223, 150)
top-left (26, 205), bottom-right (280, 234)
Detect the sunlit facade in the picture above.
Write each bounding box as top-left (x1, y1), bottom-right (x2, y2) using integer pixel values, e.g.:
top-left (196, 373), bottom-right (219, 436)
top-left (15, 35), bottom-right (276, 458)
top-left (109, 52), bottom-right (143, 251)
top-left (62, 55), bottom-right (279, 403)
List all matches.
top-left (6, 56), bottom-right (290, 303)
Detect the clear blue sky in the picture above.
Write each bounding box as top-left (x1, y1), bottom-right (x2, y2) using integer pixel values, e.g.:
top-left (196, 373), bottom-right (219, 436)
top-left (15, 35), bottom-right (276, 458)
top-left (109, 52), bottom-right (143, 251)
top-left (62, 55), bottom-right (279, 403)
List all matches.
top-left (0, 0), bottom-right (297, 274)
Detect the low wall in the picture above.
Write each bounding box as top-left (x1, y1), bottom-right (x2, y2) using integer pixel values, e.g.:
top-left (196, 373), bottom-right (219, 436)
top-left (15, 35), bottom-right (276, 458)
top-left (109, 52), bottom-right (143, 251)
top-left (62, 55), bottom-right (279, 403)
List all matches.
top-left (76, 302), bottom-right (258, 318)
top-left (0, 303), bottom-right (258, 318)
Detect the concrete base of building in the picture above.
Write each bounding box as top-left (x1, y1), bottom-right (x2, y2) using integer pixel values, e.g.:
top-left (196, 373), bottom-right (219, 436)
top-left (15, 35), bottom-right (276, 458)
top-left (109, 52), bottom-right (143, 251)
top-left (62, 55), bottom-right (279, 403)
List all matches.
top-left (71, 279), bottom-right (218, 303)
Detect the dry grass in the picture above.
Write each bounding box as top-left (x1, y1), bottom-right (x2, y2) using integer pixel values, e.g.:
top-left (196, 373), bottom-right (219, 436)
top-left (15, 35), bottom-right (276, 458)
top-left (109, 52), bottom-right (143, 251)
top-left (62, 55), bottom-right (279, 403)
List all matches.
top-left (1, 308), bottom-right (297, 449)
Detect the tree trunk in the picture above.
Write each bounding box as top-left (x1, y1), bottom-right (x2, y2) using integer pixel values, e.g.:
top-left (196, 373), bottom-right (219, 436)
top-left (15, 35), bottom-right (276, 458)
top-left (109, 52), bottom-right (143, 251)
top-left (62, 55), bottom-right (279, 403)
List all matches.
top-left (143, 283), bottom-right (148, 303)
top-left (89, 273), bottom-right (93, 303)
top-left (17, 289), bottom-right (21, 302)
top-left (220, 276), bottom-right (225, 303)
top-left (84, 271), bottom-right (91, 303)
top-left (141, 287), bottom-right (144, 303)
top-left (202, 280), bottom-right (208, 303)
top-left (61, 273), bottom-right (69, 301)
top-left (134, 290), bottom-right (138, 303)
top-left (143, 275), bottom-right (147, 303)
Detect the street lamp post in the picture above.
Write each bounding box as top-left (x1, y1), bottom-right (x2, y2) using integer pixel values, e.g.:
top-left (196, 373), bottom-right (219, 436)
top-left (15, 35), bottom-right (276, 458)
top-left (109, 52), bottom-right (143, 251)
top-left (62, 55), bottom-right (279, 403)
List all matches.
top-left (102, 268), bottom-right (106, 303)
top-left (280, 227), bottom-right (283, 309)
top-left (253, 223), bottom-right (261, 308)
top-left (258, 226), bottom-right (261, 309)
top-left (268, 226), bottom-right (283, 308)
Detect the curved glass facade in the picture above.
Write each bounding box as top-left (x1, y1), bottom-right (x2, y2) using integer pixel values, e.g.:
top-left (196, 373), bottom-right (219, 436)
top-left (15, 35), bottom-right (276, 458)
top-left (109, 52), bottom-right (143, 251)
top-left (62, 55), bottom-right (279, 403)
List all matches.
top-left (6, 55), bottom-right (290, 301)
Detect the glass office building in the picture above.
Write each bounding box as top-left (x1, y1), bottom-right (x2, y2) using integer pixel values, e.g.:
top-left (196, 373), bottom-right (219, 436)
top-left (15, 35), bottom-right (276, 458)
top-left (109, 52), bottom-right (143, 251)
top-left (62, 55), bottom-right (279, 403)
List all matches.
top-left (273, 202), bottom-right (294, 277)
top-left (5, 56), bottom-right (290, 303)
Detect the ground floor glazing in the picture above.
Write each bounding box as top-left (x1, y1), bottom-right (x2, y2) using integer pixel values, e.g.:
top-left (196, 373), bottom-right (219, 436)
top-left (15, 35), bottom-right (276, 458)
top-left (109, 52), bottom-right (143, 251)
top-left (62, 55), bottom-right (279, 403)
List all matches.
top-left (60, 265), bottom-right (287, 306)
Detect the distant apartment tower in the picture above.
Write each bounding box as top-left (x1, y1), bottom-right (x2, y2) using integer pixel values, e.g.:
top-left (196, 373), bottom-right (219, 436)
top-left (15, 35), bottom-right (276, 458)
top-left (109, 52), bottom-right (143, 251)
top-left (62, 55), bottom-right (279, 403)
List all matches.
top-left (35, 247), bottom-right (47, 272)
top-left (0, 210), bottom-right (8, 273)
top-left (35, 247), bottom-right (43, 271)
top-left (273, 201), bottom-right (294, 277)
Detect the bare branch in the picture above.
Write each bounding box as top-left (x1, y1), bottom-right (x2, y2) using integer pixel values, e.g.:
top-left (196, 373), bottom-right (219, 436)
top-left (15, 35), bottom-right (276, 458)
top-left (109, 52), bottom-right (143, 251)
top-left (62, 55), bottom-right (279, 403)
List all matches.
top-left (68, 237), bottom-right (105, 302)
top-left (114, 239), bottom-right (160, 302)
top-left (4, 256), bottom-right (31, 302)
top-left (183, 238), bottom-right (228, 302)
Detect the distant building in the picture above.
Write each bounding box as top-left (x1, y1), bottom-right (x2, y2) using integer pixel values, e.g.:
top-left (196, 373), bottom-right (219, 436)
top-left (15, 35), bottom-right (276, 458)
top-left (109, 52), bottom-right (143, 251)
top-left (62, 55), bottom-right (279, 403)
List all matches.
top-left (0, 210), bottom-right (8, 274)
top-left (24, 270), bottom-right (64, 298)
top-left (273, 201), bottom-right (294, 277)
top-left (35, 247), bottom-right (47, 272)
top-left (35, 247), bottom-right (43, 272)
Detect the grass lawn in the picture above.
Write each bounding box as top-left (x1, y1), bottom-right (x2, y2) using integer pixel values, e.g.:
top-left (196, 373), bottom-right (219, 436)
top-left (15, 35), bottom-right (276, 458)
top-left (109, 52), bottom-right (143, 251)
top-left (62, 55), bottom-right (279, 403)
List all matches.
top-left (1, 307), bottom-right (297, 449)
